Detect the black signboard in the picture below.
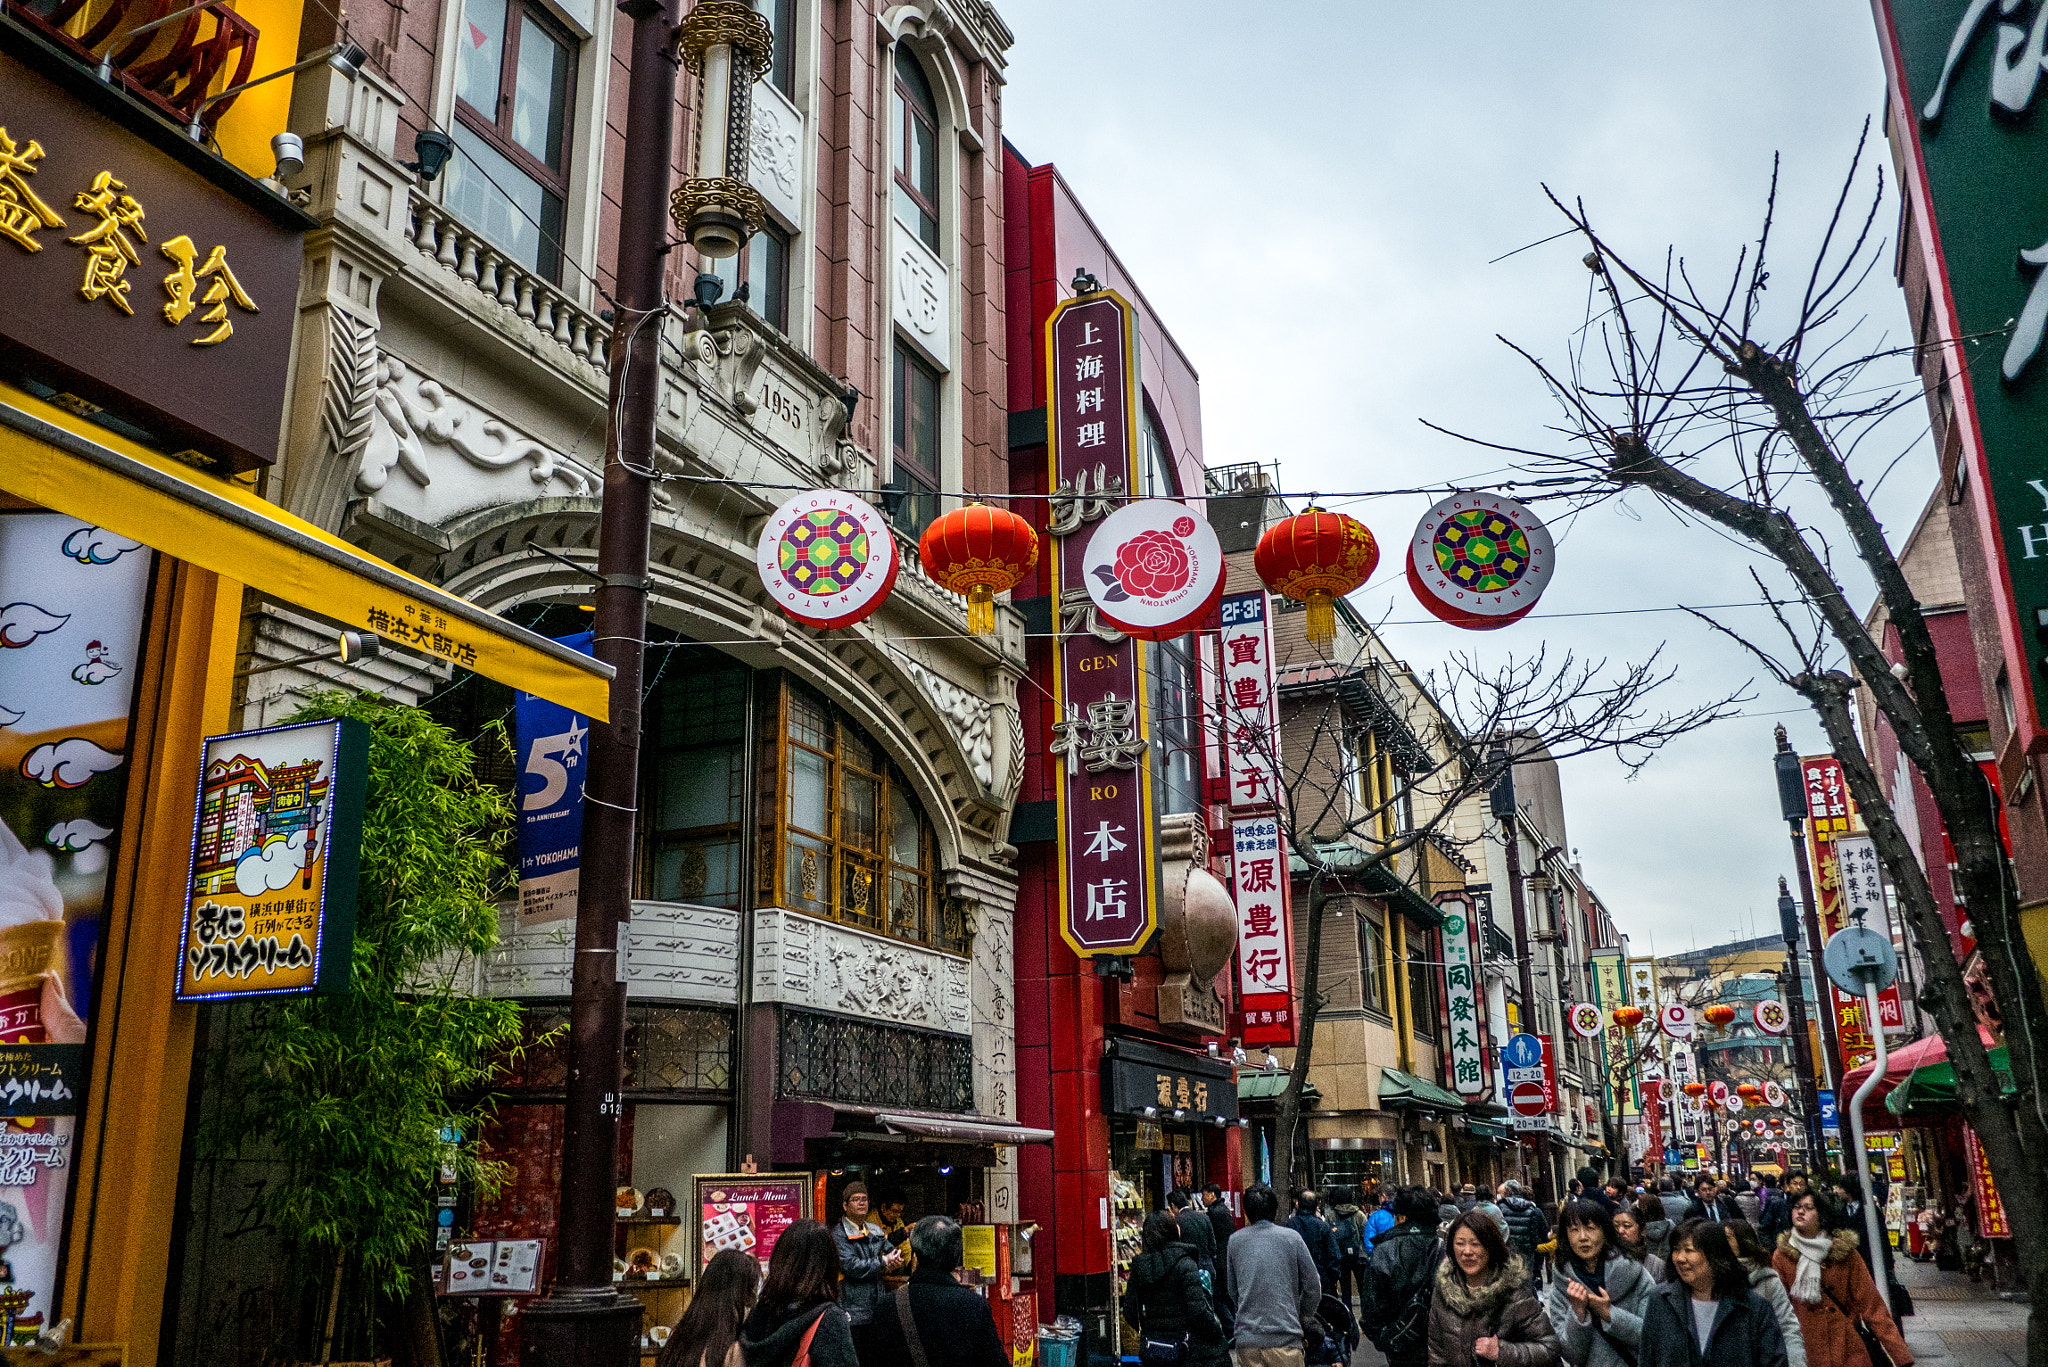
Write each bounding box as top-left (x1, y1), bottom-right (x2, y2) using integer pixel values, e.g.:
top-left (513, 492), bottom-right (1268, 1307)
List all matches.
top-left (0, 1045), bottom-right (84, 1118)
top-left (1102, 1037), bottom-right (1237, 1124)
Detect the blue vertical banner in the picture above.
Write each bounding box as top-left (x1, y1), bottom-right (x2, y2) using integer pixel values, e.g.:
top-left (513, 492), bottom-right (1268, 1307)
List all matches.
top-left (1817, 1090), bottom-right (1839, 1139)
top-left (513, 631), bottom-right (593, 928)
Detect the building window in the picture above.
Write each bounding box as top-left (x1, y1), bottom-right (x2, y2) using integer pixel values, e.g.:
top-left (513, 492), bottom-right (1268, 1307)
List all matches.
top-left (1355, 730), bottom-right (1398, 843)
top-left (448, 0), bottom-right (576, 282)
top-left (647, 659), bottom-right (749, 906)
top-left (889, 340), bottom-right (941, 536)
top-left (1406, 924), bottom-right (1436, 1040)
top-left (1149, 635), bottom-right (1200, 815)
top-left (755, 0), bottom-right (795, 97)
top-left (1358, 913), bottom-right (1386, 1015)
top-left (1142, 408), bottom-right (1179, 498)
top-left (708, 222), bottom-right (792, 333)
top-left (892, 46), bottom-right (940, 251)
top-left (777, 683), bottom-right (957, 953)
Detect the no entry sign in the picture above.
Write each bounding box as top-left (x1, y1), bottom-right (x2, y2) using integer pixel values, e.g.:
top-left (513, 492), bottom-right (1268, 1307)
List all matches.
top-left (1510, 1082), bottom-right (1547, 1116)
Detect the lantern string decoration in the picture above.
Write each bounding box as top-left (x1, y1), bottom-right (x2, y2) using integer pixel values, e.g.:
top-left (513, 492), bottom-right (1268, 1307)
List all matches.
top-left (1702, 1002), bottom-right (1737, 1032)
top-left (1611, 1005), bottom-right (1644, 1031)
top-left (1253, 507), bottom-right (1379, 649)
top-left (918, 503), bottom-right (1039, 636)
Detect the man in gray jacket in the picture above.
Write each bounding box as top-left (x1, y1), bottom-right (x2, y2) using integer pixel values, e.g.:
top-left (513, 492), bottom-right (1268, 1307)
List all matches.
top-left (1226, 1183), bottom-right (1322, 1367)
top-left (831, 1181), bottom-right (901, 1359)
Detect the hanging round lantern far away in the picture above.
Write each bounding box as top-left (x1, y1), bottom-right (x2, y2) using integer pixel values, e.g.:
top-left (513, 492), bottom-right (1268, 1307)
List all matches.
top-left (1736, 1083), bottom-right (1761, 1102)
top-left (1611, 1005), bottom-right (1644, 1030)
top-left (1703, 1003), bottom-right (1737, 1031)
top-left (1682, 1081), bottom-right (1707, 1099)
top-left (1254, 507), bottom-right (1378, 649)
top-left (919, 503), bottom-right (1039, 636)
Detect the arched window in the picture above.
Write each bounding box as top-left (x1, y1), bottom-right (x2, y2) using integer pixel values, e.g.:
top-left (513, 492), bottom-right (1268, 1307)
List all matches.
top-left (779, 683), bottom-right (956, 952)
top-left (893, 46), bottom-right (941, 251)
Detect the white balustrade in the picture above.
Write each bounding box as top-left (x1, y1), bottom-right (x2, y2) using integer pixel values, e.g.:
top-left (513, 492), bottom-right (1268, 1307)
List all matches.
top-left (407, 191), bottom-right (612, 370)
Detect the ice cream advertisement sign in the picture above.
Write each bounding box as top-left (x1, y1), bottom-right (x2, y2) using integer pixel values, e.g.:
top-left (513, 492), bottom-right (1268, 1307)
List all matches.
top-left (176, 717), bottom-right (368, 1000)
top-left (0, 510), bottom-right (154, 1346)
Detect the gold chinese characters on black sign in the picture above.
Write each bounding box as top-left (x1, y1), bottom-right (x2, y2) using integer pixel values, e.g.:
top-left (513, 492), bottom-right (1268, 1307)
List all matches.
top-left (0, 48), bottom-right (305, 470)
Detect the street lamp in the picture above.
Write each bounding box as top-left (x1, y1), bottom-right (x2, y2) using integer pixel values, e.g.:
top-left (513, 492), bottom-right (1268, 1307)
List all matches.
top-left (669, 0), bottom-right (773, 261)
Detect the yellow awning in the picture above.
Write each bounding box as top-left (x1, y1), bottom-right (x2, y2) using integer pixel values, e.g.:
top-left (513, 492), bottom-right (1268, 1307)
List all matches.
top-left (0, 386), bottom-right (611, 717)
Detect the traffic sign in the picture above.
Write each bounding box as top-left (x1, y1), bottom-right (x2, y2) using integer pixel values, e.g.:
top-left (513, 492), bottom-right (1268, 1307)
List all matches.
top-left (1824, 925), bottom-right (1899, 994)
top-left (1510, 1081), bottom-right (1547, 1116)
top-left (1501, 1033), bottom-right (1543, 1070)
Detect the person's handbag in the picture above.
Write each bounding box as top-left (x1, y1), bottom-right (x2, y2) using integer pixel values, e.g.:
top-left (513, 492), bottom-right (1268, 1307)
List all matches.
top-left (790, 1312), bottom-right (824, 1367)
top-left (894, 1286), bottom-right (931, 1367)
top-left (1137, 1334), bottom-right (1188, 1365)
top-left (1825, 1283), bottom-right (1896, 1367)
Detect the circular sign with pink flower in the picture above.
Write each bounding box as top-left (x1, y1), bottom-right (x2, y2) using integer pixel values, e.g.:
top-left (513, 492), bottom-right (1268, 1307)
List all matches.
top-left (1080, 498), bottom-right (1225, 641)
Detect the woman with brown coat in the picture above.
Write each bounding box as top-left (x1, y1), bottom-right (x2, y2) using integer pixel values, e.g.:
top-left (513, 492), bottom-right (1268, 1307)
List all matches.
top-left (1428, 1212), bottom-right (1561, 1366)
top-left (1771, 1191), bottom-right (1912, 1367)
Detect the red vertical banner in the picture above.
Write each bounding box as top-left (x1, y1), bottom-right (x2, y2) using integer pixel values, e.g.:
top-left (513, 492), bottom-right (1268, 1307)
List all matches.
top-left (1539, 1034), bottom-right (1558, 1114)
top-left (1801, 755), bottom-right (1877, 1065)
top-left (1965, 1125), bottom-right (2011, 1239)
top-left (1047, 291), bottom-right (1157, 957)
top-left (1232, 815), bottom-right (1294, 1046)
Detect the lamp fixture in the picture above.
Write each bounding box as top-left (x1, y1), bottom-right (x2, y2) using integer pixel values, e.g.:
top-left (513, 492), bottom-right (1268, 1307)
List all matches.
top-left (1140, 1106), bottom-right (1158, 1120)
top-left (1206, 1041), bottom-right (1219, 1058)
top-left (669, 1), bottom-right (772, 257)
top-left (185, 43), bottom-right (367, 140)
top-left (1171, 1108), bottom-right (1186, 1123)
top-left (401, 128), bottom-right (455, 183)
top-left (269, 132), bottom-right (303, 181)
top-left (235, 629), bottom-right (382, 679)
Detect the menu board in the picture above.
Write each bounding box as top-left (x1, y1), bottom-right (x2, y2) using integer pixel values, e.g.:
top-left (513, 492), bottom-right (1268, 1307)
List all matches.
top-left (442, 1238), bottom-right (545, 1296)
top-left (962, 1224), bottom-right (999, 1281)
top-left (694, 1173), bottom-right (811, 1273)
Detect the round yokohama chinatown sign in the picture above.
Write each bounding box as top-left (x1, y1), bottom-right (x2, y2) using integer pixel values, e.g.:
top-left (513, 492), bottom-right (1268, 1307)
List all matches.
top-left (756, 491), bottom-right (899, 630)
top-left (1080, 499), bottom-right (1225, 641)
top-left (1752, 997), bottom-right (1789, 1035)
top-left (1764, 1080), bottom-right (1788, 1109)
top-left (1568, 1002), bottom-right (1603, 1039)
top-left (1405, 493), bottom-right (1555, 629)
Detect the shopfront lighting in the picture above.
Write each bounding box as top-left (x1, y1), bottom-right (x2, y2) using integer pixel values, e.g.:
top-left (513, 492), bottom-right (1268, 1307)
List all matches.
top-left (1232, 1044), bottom-right (1248, 1066)
top-left (670, 0), bottom-right (773, 259)
top-left (1141, 1106), bottom-right (1158, 1120)
top-left (401, 128), bottom-right (455, 183)
top-left (1172, 1109), bottom-right (1186, 1122)
top-left (938, 1166), bottom-right (952, 1175)
top-left (184, 43), bottom-right (367, 140)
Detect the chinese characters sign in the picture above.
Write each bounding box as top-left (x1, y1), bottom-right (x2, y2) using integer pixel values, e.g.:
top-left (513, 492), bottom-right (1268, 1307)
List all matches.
top-left (177, 717), bottom-right (367, 999)
top-left (1101, 1043), bottom-right (1239, 1122)
top-left (1047, 291), bottom-right (1155, 956)
top-left (1965, 1125), bottom-right (2011, 1239)
top-left (0, 52), bottom-right (304, 470)
top-left (1834, 832), bottom-right (1906, 1035)
top-left (1219, 591), bottom-right (1279, 810)
top-left (1800, 757), bottom-right (1898, 1061)
top-left (1436, 892), bottom-right (1488, 1098)
top-left (1232, 816), bottom-right (1295, 1047)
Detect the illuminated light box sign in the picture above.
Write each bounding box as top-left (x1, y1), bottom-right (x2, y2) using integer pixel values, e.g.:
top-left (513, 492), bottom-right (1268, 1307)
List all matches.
top-left (176, 716), bottom-right (368, 999)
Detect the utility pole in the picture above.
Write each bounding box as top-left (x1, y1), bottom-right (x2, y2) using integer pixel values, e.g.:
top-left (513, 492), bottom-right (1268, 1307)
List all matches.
top-left (1773, 727), bottom-right (1845, 1122)
top-left (1490, 746), bottom-right (1546, 1199)
top-left (1776, 876), bottom-right (1825, 1163)
top-left (521, 0), bottom-right (687, 1357)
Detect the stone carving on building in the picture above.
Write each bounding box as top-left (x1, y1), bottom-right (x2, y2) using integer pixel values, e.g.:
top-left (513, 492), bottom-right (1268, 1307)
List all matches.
top-left (355, 355), bottom-right (600, 513)
top-left (754, 907), bottom-right (972, 1037)
top-left (322, 307), bottom-right (381, 475)
top-left (898, 656), bottom-right (997, 790)
top-left (748, 85), bottom-right (803, 225)
top-left (480, 901), bottom-right (739, 1003)
top-left (892, 228), bottom-right (949, 367)
top-left (972, 905), bottom-right (1014, 1120)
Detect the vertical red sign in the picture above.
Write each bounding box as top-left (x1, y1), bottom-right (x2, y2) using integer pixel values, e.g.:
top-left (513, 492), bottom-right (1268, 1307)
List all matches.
top-left (1047, 291), bottom-right (1157, 956)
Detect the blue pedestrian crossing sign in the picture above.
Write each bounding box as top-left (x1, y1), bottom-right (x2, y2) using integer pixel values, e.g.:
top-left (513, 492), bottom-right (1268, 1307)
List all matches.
top-left (1501, 1033), bottom-right (1543, 1070)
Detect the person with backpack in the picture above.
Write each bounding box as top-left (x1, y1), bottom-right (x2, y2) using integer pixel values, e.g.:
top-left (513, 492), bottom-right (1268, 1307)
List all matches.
top-left (1498, 1181), bottom-right (1552, 1298)
top-left (1328, 1185), bottom-right (1369, 1318)
top-left (1123, 1211), bottom-right (1228, 1367)
top-left (1283, 1187), bottom-right (1341, 1296)
top-left (1361, 1186), bottom-right (1444, 1367)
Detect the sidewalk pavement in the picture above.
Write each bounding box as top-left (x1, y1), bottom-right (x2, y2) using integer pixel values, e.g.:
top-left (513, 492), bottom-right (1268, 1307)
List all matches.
top-left (1883, 1254), bottom-right (2027, 1367)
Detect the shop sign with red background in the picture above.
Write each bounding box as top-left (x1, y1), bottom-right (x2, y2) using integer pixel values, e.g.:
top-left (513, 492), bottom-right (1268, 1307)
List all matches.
top-left (1232, 815), bottom-right (1294, 1047)
top-left (1046, 292), bottom-right (1156, 956)
top-left (1801, 756), bottom-right (1903, 1063)
top-left (1966, 1125), bottom-right (2011, 1239)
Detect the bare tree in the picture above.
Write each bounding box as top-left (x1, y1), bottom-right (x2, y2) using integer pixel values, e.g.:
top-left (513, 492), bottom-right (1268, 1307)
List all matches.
top-left (1246, 634), bottom-right (1743, 1187)
top-left (1453, 128), bottom-right (2048, 1342)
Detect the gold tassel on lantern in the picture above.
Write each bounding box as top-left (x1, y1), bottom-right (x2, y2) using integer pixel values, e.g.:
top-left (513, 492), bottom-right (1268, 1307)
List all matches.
top-left (967, 584), bottom-right (996, 636)
top-left (1304, 591), bottom-right (1336, 650)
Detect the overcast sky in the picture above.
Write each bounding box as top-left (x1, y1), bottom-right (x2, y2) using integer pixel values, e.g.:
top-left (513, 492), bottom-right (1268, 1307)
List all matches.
top-left (998, 2), bottom-right (1928, 955)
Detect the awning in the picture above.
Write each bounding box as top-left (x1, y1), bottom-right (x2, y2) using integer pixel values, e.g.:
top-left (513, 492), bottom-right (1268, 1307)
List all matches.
top-left (1377, 1067), bottom-right (1465, 1111)
top-left (0, 387), bottom-right (611, 716)
top-left (874, 1113), bottom-right (1055, 1146)
top-left (1288, 842), bottom-right (1444, 928)
top-left (1840, 1025), bottom-right (1998, 1126)
top-left (1886, 1046), bottom-right (2015, 1120)
top-left (1237, 1073), bottom-right (1320, 1103)
top-left (1467, 1118), bottom-right (1512, 1140)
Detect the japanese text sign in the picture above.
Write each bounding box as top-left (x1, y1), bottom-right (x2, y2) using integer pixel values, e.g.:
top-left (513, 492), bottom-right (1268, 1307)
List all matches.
top-left (1801, 757), bottom-right (1903, 1051)
top-left (0, 52), bottom-right (304, 470)
top-left (1233, 815), bottom-right (1295, 1047)
top-left (1047, 291), bottom-right (1155, 956)
top-left (1965, 1125), bottom-right (2011, 1238)
top-left (1218, 591), bottom-right (1279, 810)
top-left (177, 717), bottom-right (367, 999)
top-left (1436, 892), bottom-right (1489, 1098)
top-left (1101, 1042), bottom-right (1237, 1122)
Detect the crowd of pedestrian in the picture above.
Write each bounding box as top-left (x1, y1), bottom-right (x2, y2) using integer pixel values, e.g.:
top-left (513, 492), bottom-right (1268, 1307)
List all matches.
top-left (652, 1167), bottom-right (1914, 1367)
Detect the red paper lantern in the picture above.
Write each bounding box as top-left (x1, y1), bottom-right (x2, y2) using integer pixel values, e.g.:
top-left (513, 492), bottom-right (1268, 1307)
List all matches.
top-left (1254, 508), bottom-right (1378, 649)
top-left (1736, 1083), bottom-right (1761, 1102)
top-left (919, 504), bottom-right (1039, 636)
top-left (1703, 1003), bottom-right (1737, 1030)
top-left (1682, 1082), bottom-right (1707, 1099)
top-left (1611, 1005), bottom-right (1645, 1030)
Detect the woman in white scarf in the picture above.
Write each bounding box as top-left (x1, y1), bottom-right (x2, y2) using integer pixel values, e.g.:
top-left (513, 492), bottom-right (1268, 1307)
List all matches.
top-left (1770, 1192), bottom-right (1912, 1367)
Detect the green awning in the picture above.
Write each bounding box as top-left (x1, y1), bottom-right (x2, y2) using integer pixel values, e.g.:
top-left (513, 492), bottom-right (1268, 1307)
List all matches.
top-left (1378, 1067), bottom-right (1465, 1111)
top-left (1287, 843), bottom-right (1444, 928)
top-left (1467, 1119), bottom-right (1512, 1140)
top-left (1885, 1046), bottom-right (2015, 1118)
top-left (1237, 1073), bottom-right (1320, 1103)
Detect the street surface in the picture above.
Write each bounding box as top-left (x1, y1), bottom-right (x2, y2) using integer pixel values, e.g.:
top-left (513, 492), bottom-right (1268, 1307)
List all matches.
top-left (1339, 1253), bottom-right (2028, 1367)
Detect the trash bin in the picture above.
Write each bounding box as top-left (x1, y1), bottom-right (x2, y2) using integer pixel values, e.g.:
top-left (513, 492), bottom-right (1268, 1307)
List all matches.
top-left (1038, 1315), bottom-right (1083, 1367)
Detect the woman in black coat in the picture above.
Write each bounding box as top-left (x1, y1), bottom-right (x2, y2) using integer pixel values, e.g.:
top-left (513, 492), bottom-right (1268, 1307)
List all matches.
top-left (1122, 1211), bottom-right (1228, 1367)
top-left (1637, 1220), bottom-right (1787, 1367)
